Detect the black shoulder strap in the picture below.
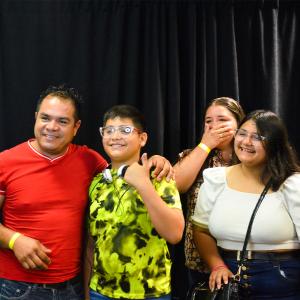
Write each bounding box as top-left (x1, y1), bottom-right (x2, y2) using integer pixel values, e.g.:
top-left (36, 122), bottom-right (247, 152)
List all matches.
top-left (240, 179), bottom-right (273, 262)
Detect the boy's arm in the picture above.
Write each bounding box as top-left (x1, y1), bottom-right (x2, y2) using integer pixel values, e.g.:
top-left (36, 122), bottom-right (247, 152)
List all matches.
top-left (123, 155), bottom-right (184, 244)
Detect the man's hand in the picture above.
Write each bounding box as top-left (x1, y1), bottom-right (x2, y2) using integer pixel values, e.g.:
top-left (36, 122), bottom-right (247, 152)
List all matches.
top-left (148, 154), bottom-right (174, 181)
top-left (13, 234), bottom-right (52, 270)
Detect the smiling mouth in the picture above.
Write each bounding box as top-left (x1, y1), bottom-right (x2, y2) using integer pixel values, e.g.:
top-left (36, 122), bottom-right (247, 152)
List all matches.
top-left (110, 144), bottom-right (125, 148)
top-left (43, 134), bottom-right (59, 140)
top-left (240, 146), bottom-right (255, 153)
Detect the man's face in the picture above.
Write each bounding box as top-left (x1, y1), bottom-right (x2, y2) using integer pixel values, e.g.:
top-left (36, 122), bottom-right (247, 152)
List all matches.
top-left (32, 95), bottom-right (81, 158)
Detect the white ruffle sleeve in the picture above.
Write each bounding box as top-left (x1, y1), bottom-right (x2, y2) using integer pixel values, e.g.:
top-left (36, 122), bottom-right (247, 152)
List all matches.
top-left (281, 172), bottom-right (300, 240)
top-left (191, 167), bottom-right (226, 230)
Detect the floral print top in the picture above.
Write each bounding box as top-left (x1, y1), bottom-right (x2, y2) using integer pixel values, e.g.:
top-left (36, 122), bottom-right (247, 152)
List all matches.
top-left (178, 149), bottom-right (231, 271)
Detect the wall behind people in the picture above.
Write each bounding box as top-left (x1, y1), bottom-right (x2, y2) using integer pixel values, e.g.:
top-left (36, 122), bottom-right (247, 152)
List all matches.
top-left (1, 0), bottom-right (300, 298)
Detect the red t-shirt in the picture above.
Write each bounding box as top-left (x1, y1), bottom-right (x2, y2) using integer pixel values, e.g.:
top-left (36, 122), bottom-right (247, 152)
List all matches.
top-left (0, 140), bottom-right (107, 283)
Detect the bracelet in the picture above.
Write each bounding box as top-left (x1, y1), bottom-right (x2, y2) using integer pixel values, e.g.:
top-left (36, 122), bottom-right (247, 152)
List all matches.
top-left (198, 142), bottom-right (211, 154)
top-left (211, 264), bottom-right (228, 272)
top-left (8, 232), bottom-right (22, 250)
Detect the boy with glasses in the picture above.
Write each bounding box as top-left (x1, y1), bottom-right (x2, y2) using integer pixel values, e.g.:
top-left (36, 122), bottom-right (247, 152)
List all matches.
top-left (85, 105), bottom-right (184, 300)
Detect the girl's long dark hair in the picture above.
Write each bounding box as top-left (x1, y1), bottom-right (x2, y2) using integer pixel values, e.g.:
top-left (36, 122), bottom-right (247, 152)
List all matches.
top-left (239, 110), bottom-right (300, 191)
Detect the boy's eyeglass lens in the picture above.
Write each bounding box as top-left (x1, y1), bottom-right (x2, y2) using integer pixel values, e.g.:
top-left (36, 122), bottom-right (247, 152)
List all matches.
top-left (99, 125), bottom-right (140, 137)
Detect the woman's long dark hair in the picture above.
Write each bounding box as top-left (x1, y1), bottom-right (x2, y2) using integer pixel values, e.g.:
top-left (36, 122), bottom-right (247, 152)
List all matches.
top-left (238, 110), bottom-right (300, 191)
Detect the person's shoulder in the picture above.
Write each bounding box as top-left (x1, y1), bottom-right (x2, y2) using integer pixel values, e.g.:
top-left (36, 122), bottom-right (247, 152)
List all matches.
top-left (202, 166), bottom-right (226, 179)
top-left (70, 143), bottom-right (93, 152)
top-left (91, 171), bottom-right (104, 182)
top-left (89, 172), bottom-right (105, 190)
top-left (201, 166), bottom-right (227, 190)
top-left (279, 173), bottom-right (300, 205)
top-left (68, 144), bottom-right (108, 170)
top-left (69, 144), bottom-right (103, 158)
top-left (0, 141), bottom-right (28, 158)
top-left (154, 177), bottom-right (177, 188)
top-left (282, 172), bottom-right (300, 188)
top-left (152, 174), bottom-right (179, 195)
top-left (288, 172), bottom-right (300, 180)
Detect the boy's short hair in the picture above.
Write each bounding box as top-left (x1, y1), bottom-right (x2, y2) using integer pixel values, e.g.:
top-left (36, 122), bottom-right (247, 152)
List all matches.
top-left (103, 105), bottom-right (146, 131)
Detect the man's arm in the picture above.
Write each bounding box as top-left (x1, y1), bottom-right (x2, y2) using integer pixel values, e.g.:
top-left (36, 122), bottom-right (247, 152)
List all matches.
top-left (0, 194), bottom-right (52, 270)
top-left (0, 194), bottom-right (15, 249)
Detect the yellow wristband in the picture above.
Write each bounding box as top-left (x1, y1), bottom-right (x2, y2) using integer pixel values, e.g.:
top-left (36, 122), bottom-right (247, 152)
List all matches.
top-left (8, 232), bottom-right (22, 250)
top-left (198, 142), bottom-right (211, 154)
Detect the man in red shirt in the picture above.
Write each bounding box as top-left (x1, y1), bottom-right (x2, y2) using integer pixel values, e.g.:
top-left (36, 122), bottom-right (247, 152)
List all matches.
top-left (0, 85), bottom-right (172, 300)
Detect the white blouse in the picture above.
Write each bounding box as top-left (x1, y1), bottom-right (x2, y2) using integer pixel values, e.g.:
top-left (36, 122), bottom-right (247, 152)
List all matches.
top-left (191, 167), bottom-right (300, 251)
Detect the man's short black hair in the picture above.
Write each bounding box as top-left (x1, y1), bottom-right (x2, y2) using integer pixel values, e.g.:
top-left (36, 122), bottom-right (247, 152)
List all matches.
top-left (37, 84), bottom-right (83, 121)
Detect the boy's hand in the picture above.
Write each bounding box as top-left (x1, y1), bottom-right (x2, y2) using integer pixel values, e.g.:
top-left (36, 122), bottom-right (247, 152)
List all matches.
top-left (148, 154), bottom-right (174, 182)
top-left (123, 154), bottom-right (151, 190)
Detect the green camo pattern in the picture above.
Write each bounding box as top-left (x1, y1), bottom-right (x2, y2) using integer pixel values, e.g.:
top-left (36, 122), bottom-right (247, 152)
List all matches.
top-left (88, 168), bottom-right (181, 299)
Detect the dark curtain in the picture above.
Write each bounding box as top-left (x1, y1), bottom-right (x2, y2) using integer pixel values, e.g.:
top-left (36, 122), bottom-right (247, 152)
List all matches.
top-left (1, 0), bottom-right (300, 298)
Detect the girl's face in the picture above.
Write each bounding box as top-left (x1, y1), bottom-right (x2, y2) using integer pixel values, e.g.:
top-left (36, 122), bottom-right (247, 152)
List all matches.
top-left (205, 104), bottom-right (239, 146)
top-left (205, 104), bottom-right (238, 130)
top-left (234, 119), bottom-right (267, 167)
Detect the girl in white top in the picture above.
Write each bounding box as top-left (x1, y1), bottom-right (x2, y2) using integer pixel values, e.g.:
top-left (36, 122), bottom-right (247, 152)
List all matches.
top-left (192, 110), bottom-right (300, 299)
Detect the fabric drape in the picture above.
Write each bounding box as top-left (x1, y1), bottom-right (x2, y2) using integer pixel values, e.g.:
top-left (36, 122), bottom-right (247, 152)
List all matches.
top-left (1, 1), bottom-right (300, 297)
top-left (1, 0), bottom-right (299, 159)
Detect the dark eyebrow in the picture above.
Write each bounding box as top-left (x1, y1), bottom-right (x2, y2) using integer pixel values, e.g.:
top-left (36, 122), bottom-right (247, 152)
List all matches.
top-left (40, 112), bottom-right (49, 117)
top-left (39, 113), bottom-right (71, 122)
top-left (239, 128), bottom-right (260, 135)
top-left (217, 115), bottom-right (230, 118)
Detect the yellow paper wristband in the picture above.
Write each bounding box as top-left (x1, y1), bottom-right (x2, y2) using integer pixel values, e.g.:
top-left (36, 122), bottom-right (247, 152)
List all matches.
top-left (8, 232), bottom-right (21, 250)
top-left (198, 142), bottom-right (211, 154)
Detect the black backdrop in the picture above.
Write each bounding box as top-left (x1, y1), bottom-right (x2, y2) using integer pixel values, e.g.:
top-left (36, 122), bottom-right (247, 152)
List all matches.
top-left (1, 0), bottom-right (300, 298)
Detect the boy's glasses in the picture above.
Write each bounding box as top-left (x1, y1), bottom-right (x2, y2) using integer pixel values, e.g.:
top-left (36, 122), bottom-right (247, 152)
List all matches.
top-left (99, 125), bottom-right (141, 137)
top-left (234, 128), bottom-right (266, 143)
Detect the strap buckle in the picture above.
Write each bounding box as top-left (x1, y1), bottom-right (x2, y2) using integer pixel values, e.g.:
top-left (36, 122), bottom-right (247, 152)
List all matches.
top-left (237, 250), bottom-right (252, 260)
